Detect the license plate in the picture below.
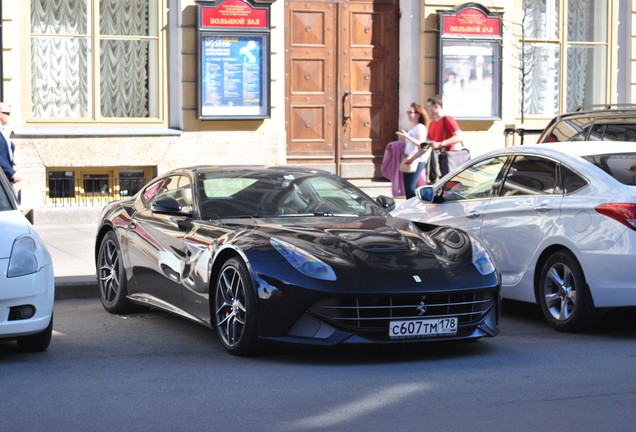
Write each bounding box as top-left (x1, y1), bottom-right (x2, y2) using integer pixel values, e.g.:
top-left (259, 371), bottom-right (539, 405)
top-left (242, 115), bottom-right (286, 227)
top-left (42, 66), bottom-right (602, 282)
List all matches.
top-left (389, 317), bottom-right (458, 339)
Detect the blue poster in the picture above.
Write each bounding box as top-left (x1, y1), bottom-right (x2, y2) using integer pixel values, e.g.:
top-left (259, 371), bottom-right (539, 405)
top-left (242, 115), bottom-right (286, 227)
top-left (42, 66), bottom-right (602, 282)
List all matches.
top-left (201, 34), bottom-right (265, 117)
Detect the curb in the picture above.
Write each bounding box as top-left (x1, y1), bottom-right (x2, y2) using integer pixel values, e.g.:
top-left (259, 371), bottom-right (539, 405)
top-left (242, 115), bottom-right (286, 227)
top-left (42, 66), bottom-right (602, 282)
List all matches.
top-left (55, 276), bottom-right (99, 300)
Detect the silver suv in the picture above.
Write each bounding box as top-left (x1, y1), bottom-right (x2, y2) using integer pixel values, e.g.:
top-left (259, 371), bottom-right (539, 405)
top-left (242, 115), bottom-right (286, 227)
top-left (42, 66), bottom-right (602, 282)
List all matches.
top-left (537, 104), bottom-right (636, 143)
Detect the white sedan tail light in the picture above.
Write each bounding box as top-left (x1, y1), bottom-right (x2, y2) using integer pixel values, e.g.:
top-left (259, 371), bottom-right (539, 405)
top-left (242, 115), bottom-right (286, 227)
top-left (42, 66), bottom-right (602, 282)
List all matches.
top-left (596, 203), bottom-right (636, 230)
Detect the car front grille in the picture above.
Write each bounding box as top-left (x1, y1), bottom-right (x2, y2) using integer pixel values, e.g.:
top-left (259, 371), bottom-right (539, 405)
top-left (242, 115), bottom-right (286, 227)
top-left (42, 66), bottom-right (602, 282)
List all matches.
top-left (308, 290), bottom-right (497, 331)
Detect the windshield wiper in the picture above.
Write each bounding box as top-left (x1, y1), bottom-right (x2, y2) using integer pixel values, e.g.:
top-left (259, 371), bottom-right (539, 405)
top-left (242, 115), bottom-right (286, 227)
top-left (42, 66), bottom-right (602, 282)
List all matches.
top-left (311, 212), bottom-right (359, 217)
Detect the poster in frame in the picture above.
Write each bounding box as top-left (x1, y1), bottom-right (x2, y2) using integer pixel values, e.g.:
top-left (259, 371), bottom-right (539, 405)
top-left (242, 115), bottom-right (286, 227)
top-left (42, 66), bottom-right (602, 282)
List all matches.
top-left (438, 3), bottom-right (502, 120)
top-left (199, 32), bottom-right (270, 120)
top-left (439, 39), bottom-right (501, 120)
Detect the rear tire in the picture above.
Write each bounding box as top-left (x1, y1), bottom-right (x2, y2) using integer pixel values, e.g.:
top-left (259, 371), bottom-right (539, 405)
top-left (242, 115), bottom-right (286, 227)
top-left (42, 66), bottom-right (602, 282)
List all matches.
top-left (538, 250), bottom-right (596, 332)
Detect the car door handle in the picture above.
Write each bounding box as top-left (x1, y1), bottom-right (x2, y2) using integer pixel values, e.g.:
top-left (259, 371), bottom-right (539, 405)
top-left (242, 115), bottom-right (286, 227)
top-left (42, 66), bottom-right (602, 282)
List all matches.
top-left (467, 211), bottom-right (481, 219)
top-left (534, 205), bottom-right (552, 213)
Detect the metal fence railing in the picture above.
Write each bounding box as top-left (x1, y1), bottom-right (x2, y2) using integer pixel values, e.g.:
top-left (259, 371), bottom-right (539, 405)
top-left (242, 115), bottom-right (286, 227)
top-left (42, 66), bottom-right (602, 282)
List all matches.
top-left (503, 127), bottom-right (544, 146)
top-left (47, 176), bottom-right (151, 207)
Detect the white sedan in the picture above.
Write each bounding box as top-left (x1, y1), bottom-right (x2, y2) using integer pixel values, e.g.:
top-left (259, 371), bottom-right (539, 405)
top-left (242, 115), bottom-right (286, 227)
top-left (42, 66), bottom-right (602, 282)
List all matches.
top-left (0, 175), bottom-right (54, 351)
top-left (392, 141), bottom-right (636, 332)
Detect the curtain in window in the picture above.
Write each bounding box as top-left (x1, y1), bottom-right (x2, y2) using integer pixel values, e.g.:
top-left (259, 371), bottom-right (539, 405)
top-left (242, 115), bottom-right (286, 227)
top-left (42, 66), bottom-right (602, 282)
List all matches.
top-left (30, 0), bottom-right (150, 119)
top-left (521, 0), bottom-right (560, 116)
top-left (100, 0), bottom-right (150, 117)
top-left (566, 1), bottom-right (591, 109)
top-left (31, 0), bottom-right (89, 118)
top-left (521, 0), bottom-right (591, 115)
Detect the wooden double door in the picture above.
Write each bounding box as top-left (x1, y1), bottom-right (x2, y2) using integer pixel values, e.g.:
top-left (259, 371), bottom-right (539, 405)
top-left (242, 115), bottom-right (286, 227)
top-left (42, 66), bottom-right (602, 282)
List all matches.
top-left (285, 0), bottom-right (399, 179)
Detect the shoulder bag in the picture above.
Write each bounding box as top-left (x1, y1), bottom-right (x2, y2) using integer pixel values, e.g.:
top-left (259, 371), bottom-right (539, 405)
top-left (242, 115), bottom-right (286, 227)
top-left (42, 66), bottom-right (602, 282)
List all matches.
top-left (438, 116), bottom-right (471, 176)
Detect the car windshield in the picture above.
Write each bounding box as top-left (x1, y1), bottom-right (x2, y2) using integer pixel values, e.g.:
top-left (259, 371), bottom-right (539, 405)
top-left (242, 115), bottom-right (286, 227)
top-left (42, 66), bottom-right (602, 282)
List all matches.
top-left (582, 152), bottom-right (636, 186)
top-left (197, 171), bottom-right (384, 218)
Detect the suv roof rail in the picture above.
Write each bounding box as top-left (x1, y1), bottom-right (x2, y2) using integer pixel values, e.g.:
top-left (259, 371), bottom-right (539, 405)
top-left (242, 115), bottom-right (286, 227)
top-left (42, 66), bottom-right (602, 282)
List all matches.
top-left (572, 103), bottom-right (636, 112)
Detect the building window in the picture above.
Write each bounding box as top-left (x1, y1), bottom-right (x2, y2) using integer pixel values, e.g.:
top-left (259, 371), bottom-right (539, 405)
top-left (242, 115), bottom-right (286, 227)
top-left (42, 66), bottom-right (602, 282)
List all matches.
top-left (29, 0), bottom-right (164, 122)
top-left (46, 167), bottom-right (155, 205)
top-left (83, 173), bottom-right (111, 195)
top-left (48, 171), bottom-right (76, 198)
top-left (119, 170), bottom-right (147, 197)
top-left (519, 0), bottom-right (610, 116)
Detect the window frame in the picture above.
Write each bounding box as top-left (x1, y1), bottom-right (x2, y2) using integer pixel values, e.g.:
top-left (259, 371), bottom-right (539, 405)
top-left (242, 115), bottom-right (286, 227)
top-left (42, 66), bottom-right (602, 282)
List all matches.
top-left (26, 0), bottom-right (168, 127)
top-left (517, 0), bottom-right (616, 117)
top-left (499, 155), bottom-right (561, 196)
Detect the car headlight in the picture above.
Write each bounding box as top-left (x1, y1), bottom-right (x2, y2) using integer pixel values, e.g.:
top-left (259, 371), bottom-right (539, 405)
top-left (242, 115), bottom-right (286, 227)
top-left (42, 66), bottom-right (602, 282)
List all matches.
top-left (471, 238), bottom-right (496, 275)
top-left (270, 237), bottom-right (336, 281)
top-left (8, 236), bottom-right (39, 278)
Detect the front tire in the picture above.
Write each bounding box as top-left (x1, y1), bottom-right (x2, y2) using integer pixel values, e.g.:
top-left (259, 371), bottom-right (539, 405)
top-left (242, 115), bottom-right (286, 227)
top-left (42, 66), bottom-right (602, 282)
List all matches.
top-left (97, 231), bottom-right (144, 314)
top-left (214, 258), bottom-right (258, 356)
top-left (538, 250), bottom-right (595, 332)
top-left (17, 315), bottom-right (53, 352)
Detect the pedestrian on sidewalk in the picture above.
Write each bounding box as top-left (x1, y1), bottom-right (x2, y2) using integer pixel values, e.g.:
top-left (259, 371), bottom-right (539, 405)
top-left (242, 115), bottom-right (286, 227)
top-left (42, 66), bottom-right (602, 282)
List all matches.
top-left (0, 102), bottom-right (20, 185)
top-left (396, 102), bottom-right (429, 199)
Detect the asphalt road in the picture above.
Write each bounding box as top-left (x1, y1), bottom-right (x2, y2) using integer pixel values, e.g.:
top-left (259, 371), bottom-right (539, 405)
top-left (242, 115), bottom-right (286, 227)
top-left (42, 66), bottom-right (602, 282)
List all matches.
top-left (2, 299), bottom-right (636, 432)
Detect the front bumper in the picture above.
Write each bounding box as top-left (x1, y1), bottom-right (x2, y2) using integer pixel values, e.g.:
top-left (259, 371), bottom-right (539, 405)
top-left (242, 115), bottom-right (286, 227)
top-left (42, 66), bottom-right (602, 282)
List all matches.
top-left (0, 262), bottom-right (55, 339)
top-left (260, 288), bottom-right (501, 346)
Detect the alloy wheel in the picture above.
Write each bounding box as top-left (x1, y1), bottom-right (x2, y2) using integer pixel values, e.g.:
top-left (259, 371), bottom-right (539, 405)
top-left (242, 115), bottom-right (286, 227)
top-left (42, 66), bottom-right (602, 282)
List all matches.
top-left (542, 261), bottom-right (577, 322)
top-left (215, 264), bottom-right (247, 350)
top-left (538, 250), bottom-right (595, 332)
top-left (99, 237), bottom-right (121, 306)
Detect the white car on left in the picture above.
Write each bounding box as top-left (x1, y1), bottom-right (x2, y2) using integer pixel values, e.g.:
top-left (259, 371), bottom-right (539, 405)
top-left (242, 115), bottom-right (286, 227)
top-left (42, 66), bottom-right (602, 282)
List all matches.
top-left (0, 174), bottom-right (54, 352)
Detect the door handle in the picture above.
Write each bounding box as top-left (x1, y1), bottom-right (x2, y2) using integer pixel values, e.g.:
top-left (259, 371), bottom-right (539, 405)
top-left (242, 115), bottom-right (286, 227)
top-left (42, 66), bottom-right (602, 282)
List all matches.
top-left (467, 211), bottom-right (481, 219)
top-left (534, 205), bottom-right (552, 213)
top-left (342, 90), bottom-right (352, 122)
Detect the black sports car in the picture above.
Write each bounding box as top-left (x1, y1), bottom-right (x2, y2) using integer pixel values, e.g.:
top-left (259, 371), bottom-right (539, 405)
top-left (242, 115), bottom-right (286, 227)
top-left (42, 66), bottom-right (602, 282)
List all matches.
top-left (95, 166), bottom-right (500, 355)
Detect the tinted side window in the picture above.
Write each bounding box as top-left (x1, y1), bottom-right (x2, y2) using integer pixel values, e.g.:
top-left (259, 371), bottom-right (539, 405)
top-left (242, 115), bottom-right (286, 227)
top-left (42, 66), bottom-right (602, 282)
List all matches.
top-left (500, 155), bottom-right (559, 196)
top-left (582, 153), bottom-right (636, 185)
top-left (0, 180), bottom-right (14, 211)
top-left (142, 178), bottom-right (168, 203)
top-left (560, 165), bottom-right (588, 193)
top-left (594, 123), bottom-right (636, 141)
top-left (152, 175), bottom-right (193, 210)
top-left (548, 116), bottom-right (593, 142)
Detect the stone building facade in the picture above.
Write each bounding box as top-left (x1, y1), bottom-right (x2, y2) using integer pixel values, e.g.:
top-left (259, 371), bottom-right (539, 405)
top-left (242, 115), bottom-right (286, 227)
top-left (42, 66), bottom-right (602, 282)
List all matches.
top-left (1, 0), bottom-right (632, 211)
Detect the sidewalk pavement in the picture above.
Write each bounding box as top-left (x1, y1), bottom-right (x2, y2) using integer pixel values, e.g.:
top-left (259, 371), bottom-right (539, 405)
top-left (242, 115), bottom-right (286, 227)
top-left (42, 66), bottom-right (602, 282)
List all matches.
top-left (37, 223), bottom-right (101, 300)
top-left (38, 181), bottom-right (401, 301)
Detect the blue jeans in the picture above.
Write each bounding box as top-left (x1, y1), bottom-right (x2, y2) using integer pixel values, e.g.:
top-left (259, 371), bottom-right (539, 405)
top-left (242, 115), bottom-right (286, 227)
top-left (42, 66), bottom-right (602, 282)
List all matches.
top-left (403, 161), bottom-right (426, 199)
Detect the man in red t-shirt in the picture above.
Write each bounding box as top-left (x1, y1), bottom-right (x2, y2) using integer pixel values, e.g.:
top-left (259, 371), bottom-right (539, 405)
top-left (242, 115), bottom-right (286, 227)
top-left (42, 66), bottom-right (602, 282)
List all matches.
top-left (425, 98), bottom-right (461, 153)
top-left (407, 95), bottom-right (464, 183)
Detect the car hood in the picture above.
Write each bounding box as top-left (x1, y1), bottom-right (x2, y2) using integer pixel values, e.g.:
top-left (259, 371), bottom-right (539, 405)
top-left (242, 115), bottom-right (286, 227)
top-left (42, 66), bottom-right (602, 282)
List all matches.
top-left (247, 215), bottom-right (477, 271)
top-left (256, 215), bottom-right (417, 250)
top-left (0, 210), bottom-right (32, 258)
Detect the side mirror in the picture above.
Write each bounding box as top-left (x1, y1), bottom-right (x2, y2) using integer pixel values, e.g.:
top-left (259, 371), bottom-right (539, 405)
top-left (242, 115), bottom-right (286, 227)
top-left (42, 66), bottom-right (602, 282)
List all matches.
top-left (416, 185), bottom-right (435, 203)
top-left (152, 197), bottom-right (191, 216)
top-left (375, 195), bottom-right (396, 211)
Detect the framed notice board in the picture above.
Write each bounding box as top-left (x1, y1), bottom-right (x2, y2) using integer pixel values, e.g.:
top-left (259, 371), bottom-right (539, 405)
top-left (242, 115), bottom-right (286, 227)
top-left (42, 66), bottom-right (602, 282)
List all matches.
top-left (438, 3), bottom-right (503, 120)
top-left (197, 0), bottom-right (272, 120)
